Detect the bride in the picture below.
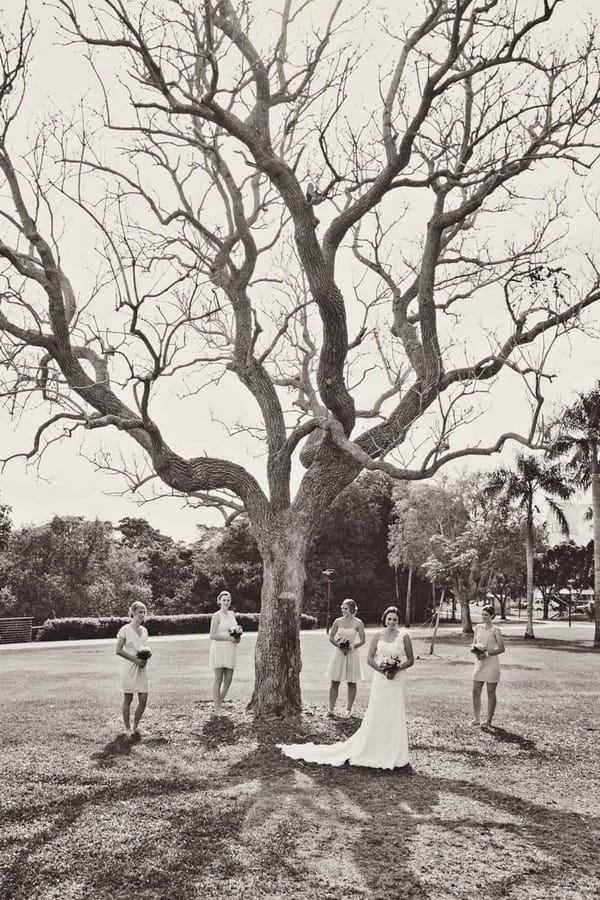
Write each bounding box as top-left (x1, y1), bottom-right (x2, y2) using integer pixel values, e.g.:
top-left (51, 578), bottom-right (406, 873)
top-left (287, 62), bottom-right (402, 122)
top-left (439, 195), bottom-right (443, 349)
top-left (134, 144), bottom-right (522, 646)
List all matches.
top-left (278, 605), bottom-right (414, 770)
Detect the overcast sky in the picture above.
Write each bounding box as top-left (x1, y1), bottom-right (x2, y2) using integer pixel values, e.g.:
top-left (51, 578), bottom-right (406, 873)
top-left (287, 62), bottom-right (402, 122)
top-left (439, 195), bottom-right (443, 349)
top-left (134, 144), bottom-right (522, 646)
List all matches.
top-left (1, 0), bottom-right (599, 542)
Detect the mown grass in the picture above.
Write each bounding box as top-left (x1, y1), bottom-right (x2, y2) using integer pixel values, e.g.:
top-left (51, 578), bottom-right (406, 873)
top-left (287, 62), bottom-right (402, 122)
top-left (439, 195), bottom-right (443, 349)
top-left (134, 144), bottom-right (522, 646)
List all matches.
top-left (1, 622), bottom-right (599, 899)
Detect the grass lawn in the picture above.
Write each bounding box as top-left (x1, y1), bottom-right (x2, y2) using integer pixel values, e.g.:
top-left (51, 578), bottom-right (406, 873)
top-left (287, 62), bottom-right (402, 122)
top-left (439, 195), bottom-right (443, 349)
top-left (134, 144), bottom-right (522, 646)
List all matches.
top-left (1, 621), bottom-right (599, 900)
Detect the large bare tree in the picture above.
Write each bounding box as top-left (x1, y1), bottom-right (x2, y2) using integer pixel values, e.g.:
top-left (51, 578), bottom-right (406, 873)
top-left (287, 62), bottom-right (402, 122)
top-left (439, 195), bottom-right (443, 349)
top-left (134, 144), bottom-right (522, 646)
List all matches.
top-left (2, 0), bottom-right (600, 714)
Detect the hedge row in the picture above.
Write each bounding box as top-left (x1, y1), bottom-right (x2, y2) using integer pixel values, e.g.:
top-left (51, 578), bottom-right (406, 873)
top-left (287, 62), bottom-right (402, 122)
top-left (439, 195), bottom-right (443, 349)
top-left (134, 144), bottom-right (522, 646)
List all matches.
top-left (36, 612), bottom-right (318, 641)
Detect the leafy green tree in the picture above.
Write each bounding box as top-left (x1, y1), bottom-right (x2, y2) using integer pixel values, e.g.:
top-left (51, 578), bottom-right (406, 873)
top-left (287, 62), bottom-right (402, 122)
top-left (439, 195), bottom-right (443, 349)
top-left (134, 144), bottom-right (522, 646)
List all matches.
top-left (485, 454), bottom-right (572, 639)
top-left (306, 473), bottom-right (398, 625)
top-left (388, 480), bottom-right (468, 626)
top-left (117, 517), bottom-right (173, 550)
top-left (5, 516), bottom-right (114, 621)
top-left (548, 384), bottom-right (600, 646)
top-left (116, 518), bottom-right (194, 609)
top-left (89, 544), bottom-right (152, 615)
top-left (424, 528), bottom-right (481, 634)
top-left (0, 586), bottom-right (18, 617)
top-left (535, 541), bottom-right (593, 619)
top-left (486, 517), bottom-right (528, 619)
top-left (0, 500), bottom-right (13, 601)
top-left (0, 500), bottom-right (12, 552)
top-left (185, 518), bottom-right (264, 613)
top-left (3, 515), bottom-right (153, 621)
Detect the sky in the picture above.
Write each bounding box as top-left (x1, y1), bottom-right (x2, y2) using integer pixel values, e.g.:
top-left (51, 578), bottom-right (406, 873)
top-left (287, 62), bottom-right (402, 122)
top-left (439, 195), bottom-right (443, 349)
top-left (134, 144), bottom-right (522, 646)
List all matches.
top-left (1, 0), bottom-right (600, 543)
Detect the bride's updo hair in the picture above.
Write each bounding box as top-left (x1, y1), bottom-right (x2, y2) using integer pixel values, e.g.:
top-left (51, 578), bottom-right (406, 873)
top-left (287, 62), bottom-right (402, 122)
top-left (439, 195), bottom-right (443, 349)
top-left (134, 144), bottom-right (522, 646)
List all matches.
top-left (342, 598), bottom-right (357, 614)
top-left (381, 605), bottom-right (399, 626)
top-left (481, 604), bottom-right (496, 619)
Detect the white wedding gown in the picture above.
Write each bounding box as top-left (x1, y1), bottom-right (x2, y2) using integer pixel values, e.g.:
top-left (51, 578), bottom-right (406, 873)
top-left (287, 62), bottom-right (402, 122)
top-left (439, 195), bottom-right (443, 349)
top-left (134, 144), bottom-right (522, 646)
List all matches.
top-left (278, 632), bottom-right (410, 770)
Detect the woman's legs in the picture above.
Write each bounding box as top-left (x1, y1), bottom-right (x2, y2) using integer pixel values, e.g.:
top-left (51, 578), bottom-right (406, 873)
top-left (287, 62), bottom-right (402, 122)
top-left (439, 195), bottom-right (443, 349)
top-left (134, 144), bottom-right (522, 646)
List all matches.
top-left (347, 681), bottom-right (357, 714)
top-left (485, 683), bottom-right (498, 726)
top-left (220, 668), bottom-right (234, 704)
top-left (122, 693), bottom-right (133, 732)
top-left (212, 668), bottom-right (225, 713)
top-left (328, 680), bottom-right (340, 715)
top-left (133, 692), bottom-right (148, 733)
top-left (472, 681), bottom-right (484, 724)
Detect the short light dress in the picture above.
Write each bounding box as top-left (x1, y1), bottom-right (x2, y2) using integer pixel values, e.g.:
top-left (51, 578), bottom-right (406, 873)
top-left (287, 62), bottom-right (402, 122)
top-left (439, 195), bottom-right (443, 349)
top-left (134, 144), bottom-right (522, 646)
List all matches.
top-left (117, 623), bottom-right (149, 693)
top-left (208, 610), bottom-right (239, 670)
top-left (325, 624), bottom-right (364, 683)
top-left (472, 623), bottom-right (502, 683)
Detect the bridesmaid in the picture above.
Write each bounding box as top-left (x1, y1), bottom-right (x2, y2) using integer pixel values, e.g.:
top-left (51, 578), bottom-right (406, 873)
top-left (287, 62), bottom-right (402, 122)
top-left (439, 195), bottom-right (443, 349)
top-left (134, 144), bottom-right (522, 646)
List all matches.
top-left (209, 591), bottom-right (239, 715)
top-left (472, 604), bottom-right (505, 728)
top-left (116, 601), bottom-right (150, 738)
top-left (326, 599), bottom-right (366, 717)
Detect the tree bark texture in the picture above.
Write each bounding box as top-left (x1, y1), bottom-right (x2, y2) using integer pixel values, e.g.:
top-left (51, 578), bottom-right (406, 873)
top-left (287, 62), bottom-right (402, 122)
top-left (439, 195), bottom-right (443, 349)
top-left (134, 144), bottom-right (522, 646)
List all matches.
top-left (249, 530), bottom-right (309, 717)
top-left (456, 579), bottom-right (474, 635)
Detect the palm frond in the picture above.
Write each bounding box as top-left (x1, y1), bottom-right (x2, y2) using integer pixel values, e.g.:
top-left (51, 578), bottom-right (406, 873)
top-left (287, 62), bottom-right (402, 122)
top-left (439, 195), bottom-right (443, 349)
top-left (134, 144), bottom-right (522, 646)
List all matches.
top-left (545, 497), bottom-right (570, 539)
top-left (539, 471), bottom-right (574, 500)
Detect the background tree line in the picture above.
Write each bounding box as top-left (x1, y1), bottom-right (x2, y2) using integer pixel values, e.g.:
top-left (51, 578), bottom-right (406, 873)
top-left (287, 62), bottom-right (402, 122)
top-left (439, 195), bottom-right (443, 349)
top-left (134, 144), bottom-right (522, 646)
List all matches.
top-left (1, 464), bottom-right (593, 631)
top-left (0, 474), bottom-right (424, 625)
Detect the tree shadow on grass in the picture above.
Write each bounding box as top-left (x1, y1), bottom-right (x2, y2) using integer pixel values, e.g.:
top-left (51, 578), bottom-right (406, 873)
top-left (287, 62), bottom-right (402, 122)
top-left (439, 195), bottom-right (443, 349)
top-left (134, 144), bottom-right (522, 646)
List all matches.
top-left (409, 741), bottom-right (499, 762)
top-left (223, 715), bottom-right (600, 899)
top-left (485, 725), bottom-right (537, 751)
top-left (88, 733), bottom-right (170, 769)
top-left (4, 710), bottom-right (598, 900)
top-left (520, 637), bottom-right (599, 654)
top-left (90, 733), bottom-right (135, 767)
top-left (445, 659), bottom-right (543, 671)
top-left (0, 772), bottom-right (213, 900)
top-left (199, 713), bottom-right (237, 747)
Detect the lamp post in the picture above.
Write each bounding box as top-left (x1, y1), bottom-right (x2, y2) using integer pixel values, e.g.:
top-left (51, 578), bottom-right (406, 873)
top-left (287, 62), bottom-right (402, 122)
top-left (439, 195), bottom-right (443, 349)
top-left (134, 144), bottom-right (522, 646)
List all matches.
top-left (322, 568), bottom-right (337, 633)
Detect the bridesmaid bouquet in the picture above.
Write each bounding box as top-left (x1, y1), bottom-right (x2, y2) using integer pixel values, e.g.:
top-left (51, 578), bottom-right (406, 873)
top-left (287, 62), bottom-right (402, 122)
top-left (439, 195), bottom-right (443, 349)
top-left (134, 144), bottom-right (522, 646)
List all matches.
top-left (470, 642), bottom-right (487, 660)
top-left (136, 649), bottom-right (152, 661)
top-left (230, 625), bottom-right (243, 643)
top-left (336, 636), bottom-right (353, 654)
top-left (379, 653), bottom-right (403, 679)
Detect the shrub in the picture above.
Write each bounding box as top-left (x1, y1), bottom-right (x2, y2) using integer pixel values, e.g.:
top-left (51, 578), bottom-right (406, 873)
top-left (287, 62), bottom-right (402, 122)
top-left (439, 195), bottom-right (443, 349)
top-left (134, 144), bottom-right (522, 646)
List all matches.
top-left (36, 612), bottom-right (317, 641)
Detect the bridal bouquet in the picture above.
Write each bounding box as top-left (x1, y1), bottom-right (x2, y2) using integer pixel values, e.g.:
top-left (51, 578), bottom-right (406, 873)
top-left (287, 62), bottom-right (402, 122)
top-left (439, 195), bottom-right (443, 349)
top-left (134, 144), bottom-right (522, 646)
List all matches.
top-left (136, 648), bottom-right (152, 661)
top-left (470, 642), bottom-right (487, 660)
top-left (230, 625), bottom-right (243, 643)
top-left (336, 636), bottom-right (353, 655)
top-left (378, 653), bottom-right (403, 679)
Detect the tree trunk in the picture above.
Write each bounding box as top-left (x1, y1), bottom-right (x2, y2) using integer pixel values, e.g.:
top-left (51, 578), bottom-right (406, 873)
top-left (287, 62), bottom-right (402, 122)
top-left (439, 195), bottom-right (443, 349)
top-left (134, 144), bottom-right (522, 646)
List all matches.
top-left (460, 595), bottom-right (474, 633)
top-left (542, 591), bottom-right (549, 620)
top-left (592, 470), bottom-right (600, 648)
top-left (249, 532), bottom-right (308, 717)
top-left (524, 515), bottom-right (535, 639)
top-left (405, 565), bottom-right (413, 627)
top-left (455, 580), bottom-right (474, 634)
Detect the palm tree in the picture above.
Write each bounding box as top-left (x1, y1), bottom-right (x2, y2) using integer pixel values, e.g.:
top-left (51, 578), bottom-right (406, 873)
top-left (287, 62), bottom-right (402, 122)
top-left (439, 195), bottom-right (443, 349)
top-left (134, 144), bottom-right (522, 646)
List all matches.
top-left (485, 453), bottom-right (572, 639)
top-left (548, 384), bottom-right (600, 647)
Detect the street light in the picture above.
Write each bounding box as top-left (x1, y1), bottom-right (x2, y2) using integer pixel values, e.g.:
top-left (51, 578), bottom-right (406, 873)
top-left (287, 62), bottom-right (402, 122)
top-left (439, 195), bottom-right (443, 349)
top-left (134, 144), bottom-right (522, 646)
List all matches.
top-left (322, 568), bottom-right (337, 633)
